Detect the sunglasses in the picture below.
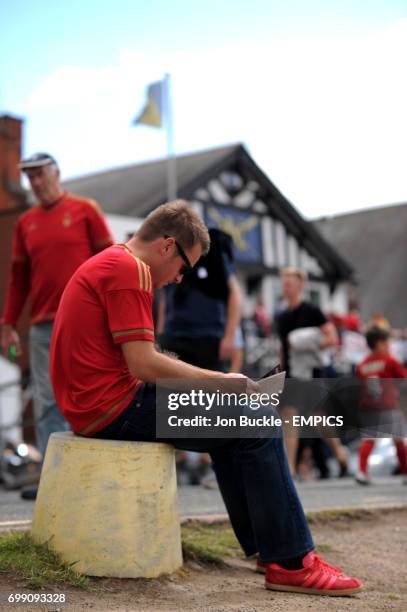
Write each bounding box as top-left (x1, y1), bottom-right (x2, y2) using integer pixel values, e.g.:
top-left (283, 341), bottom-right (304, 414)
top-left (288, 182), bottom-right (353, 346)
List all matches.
top-left (164, 236), bottom-right (193, 275)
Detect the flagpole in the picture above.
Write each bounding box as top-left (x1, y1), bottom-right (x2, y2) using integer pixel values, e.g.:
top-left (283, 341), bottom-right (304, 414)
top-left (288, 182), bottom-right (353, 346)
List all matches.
top-left (163, 73), bottom-right (177, 201)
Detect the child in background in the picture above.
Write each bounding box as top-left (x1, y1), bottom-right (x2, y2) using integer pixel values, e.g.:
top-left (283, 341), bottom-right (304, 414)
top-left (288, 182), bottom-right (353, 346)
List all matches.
top-left (355, 326), bottom-right (407, 485)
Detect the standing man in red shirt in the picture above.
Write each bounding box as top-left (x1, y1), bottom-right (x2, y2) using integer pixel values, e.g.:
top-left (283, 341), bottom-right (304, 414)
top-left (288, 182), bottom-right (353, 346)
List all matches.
top-left (1, 153), bottom-right (114, 467)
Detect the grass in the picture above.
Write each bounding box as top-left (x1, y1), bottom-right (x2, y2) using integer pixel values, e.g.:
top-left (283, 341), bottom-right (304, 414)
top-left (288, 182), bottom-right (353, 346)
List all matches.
top-left (181, 522), bottom-right (241, 566)
top-left (0, 532), bottom-right (89, 589)
top-left (182, 523), bottom-right (337, 564)
top-left (306, 508), bottom-right (375, 524)
top-left (0, 523), bottom-right (241, 590)
top-left (0, 507), bottom-right (404, 589)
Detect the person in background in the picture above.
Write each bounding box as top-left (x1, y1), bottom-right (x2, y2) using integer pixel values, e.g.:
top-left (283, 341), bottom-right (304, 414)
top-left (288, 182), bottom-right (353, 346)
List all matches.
top-left (276, 267), bottom-right (349, 478)
top-left (158, 228), bottom-right (241, 371)
top-left (254, 299), bottom-right (271, 338)
top-left (157, 227), bottom-right (241, 485)
top-left (229, 326), bottom-right (245, 373)
top-left (328, 302), bottom-right (363, 347)
top-left (367, 313), bottom-right (391, 331)
top-left (340, 303), bottom-right (363, 333)
top-left (201, 324), bottom-right (246, 489)
top-left (355, 326), bottom-right (407, 485)
top-left (1, 153), bottom-right (113, 498)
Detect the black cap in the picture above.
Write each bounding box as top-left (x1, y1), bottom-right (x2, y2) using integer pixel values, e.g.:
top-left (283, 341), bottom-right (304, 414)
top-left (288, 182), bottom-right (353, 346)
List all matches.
top-left (19, 152), bottom-right (58, 170)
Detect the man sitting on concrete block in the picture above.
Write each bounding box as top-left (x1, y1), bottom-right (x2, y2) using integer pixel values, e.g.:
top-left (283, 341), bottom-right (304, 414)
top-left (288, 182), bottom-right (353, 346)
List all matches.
top-left (50, 200), bottom-right (362, 597)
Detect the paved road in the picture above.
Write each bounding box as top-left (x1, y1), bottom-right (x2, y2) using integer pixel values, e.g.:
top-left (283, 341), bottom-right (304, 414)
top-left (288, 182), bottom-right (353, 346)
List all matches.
top-left (178, 475), bottom-right (407, 519)
top-left (0, 476), bottom-right (405, 531)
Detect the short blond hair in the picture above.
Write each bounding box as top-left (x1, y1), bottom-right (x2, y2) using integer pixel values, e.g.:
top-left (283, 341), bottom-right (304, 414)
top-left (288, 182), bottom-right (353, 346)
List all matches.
top-left (281, 267), bottom-right (308, 282)
top-left (137, 200), bottom-right (210, 255)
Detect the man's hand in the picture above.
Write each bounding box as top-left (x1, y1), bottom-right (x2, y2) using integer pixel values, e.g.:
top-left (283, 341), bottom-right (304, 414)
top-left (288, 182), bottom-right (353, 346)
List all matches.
top-left (1, 324), bottom-right (22, 358)
top-left (224, 372), bottom-right (259, 394)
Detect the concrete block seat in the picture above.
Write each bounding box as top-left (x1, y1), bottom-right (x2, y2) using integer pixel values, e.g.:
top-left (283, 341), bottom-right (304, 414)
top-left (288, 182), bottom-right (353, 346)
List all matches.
top-left (31, 432), bottom-right (182, 578)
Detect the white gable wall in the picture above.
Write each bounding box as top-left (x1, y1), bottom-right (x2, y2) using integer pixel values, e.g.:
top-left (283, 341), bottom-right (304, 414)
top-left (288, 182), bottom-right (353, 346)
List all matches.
top-left (105, 165), bottom-right (351, 322)
top-left (261, 217), bottom-right (275, 267)
top-left (106, 213), bottom-right (143, 243)
top-left (330, 283), bottom-right (349, 315)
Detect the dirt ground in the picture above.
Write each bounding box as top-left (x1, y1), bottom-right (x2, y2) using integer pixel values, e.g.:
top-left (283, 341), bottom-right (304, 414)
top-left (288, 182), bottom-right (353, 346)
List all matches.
top-left (1, 508), bottom-right (406, 612)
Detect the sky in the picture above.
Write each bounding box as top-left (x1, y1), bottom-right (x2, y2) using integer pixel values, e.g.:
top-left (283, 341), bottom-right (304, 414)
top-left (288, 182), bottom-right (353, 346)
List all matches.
top-left (1, 0), bottom-right (407, 219)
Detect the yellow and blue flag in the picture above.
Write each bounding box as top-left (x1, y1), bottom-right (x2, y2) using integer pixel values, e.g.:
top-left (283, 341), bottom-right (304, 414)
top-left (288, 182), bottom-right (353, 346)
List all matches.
top-left (133, 80), bottom-right (163, 128)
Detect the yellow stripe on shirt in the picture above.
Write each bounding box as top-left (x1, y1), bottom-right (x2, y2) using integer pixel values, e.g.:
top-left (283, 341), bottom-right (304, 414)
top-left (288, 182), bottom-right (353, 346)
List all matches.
top-left (112, 328), bottom-right (154, 338)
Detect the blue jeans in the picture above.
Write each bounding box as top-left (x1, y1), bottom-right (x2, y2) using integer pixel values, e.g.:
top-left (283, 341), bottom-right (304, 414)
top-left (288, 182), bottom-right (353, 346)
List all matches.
top-left (94, 383), bottom-right (314, 563)
top-left (29, 322), bottom-right (70, 455)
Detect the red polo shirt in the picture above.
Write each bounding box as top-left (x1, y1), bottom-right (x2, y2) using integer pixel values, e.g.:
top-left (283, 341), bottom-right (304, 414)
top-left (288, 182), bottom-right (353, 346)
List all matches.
top-left (50, 245), bottom-right (155, 435)
top-left (357, 352), bottom-right (407, 410)
top-left (2, 192), bottom-right (113, 325)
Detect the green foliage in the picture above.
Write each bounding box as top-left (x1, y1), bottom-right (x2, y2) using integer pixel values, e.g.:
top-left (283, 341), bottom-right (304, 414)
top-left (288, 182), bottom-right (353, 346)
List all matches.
top-left (182, 522), bottom-right (241, 566)
top-left (0, 532), bottom-right (89, 589)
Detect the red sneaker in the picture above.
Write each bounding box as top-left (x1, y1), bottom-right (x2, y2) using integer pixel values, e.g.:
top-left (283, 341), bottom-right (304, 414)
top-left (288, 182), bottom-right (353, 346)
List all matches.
top-left (265, 552), bottom-right (362, 596)
top-left (257, 554), bottom-right (342, 575)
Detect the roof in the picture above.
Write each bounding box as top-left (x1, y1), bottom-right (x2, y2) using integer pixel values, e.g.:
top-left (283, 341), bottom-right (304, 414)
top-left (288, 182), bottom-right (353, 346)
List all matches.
top-left (63, 144), bottom-right (239, 218)
top-left (314, 202), bottom-right (407, 327)
top-left (63, 143), bottom-right (353, 281)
